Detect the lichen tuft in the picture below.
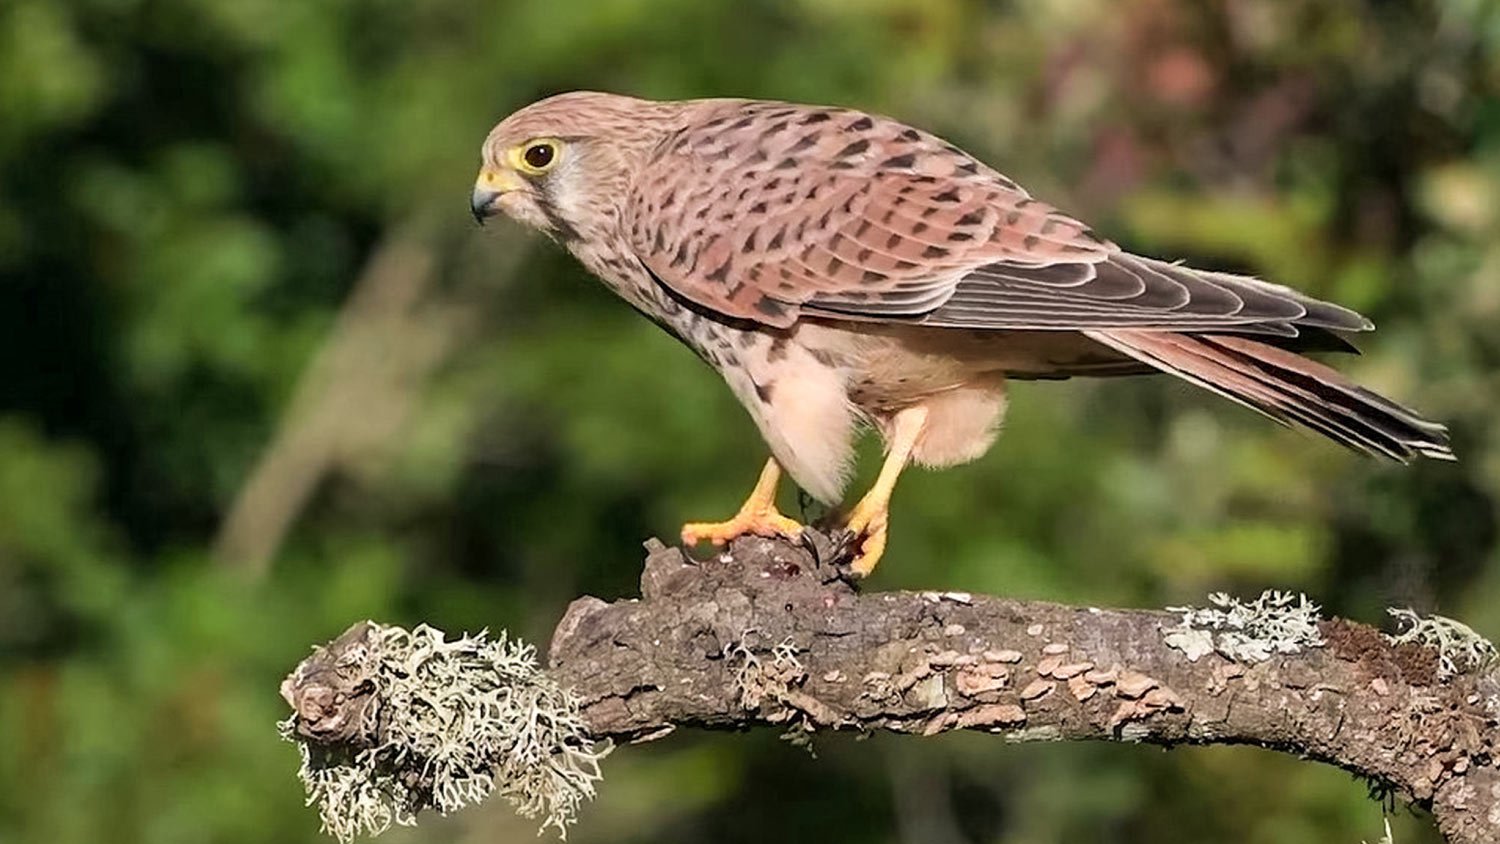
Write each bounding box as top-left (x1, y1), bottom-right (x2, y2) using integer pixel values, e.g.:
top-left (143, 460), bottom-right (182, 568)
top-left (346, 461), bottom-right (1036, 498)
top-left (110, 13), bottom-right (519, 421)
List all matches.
top-left (1385, 608), bottom-right (1498, 678)
top-left (1163, 590), bottom-right (1324, 663)
top-left (729, 632), bottom-right (806, 711)
top-left (280, 623), bottom-right (608, 842)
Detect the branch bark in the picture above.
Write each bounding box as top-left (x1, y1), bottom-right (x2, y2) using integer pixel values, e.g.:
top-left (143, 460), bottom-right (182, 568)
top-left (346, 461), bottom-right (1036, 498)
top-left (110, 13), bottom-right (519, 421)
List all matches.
top-left (547, 535), bottom-right (1500, 843)
top-left (285, 534), bottom-right (1500, 842)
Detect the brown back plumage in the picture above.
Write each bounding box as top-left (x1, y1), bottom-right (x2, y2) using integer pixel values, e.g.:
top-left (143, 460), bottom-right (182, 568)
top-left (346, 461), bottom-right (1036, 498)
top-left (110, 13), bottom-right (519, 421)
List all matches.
top-left (628, 99), bottom-right (1369, 336)
top-left (617, 97), bottom-right (1451, 461)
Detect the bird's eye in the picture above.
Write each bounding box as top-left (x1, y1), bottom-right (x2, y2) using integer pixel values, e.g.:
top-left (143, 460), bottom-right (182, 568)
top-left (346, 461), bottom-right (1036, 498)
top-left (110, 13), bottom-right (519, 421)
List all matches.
top-left (521, 141), bottom-right (557, 172)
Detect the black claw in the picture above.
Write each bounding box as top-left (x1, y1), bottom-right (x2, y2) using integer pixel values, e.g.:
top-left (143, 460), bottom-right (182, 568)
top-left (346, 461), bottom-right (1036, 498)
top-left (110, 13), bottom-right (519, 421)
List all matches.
top-left (801, 526), bottom-right (860, 585)
top-left (794, 527), bottom-right (820, 561)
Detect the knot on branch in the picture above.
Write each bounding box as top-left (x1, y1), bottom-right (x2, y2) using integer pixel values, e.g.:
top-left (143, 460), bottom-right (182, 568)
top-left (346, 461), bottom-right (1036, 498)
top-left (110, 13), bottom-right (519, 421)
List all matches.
top-left (279, 621), bottom-right (608, 841)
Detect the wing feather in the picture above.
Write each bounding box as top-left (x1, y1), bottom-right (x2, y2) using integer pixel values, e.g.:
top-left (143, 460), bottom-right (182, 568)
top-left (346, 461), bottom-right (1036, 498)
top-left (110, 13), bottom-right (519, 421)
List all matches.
top-left (627, 100), bottom-right (1371, 337)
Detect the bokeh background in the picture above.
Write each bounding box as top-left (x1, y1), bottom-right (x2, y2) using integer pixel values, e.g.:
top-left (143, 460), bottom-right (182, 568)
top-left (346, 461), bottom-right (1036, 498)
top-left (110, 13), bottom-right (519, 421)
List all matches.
top-left (2, 0), bottom-right (1498, 841)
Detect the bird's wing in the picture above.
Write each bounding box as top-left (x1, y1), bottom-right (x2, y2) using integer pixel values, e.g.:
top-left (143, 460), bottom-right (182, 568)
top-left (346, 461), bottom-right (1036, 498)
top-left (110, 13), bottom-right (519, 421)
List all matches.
top-left (626, 100), bottom-right (1368, 335)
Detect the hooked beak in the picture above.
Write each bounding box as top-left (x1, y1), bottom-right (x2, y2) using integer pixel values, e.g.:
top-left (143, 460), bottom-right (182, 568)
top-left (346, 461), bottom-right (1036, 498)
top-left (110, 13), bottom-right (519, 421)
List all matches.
top-left (470, 167), bottom-right (524, 225)
top-left (471, 187), bottom-right (500, 224)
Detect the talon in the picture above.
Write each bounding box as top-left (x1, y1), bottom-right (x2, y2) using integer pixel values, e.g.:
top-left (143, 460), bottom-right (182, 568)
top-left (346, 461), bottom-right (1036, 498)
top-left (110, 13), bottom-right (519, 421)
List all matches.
top-left (681, 458), bottom-right (803, 548)
top-left (681, 509), bottom-right (804, 547)
top-left (842, 506), bottom-right (888, 579)
top-left (835, 405), bottom-right (926, 579)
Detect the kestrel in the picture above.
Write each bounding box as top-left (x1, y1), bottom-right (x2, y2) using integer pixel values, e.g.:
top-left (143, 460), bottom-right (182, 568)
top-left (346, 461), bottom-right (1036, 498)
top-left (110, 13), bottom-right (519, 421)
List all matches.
top-left (471, 92), bottom-right (1452, 577)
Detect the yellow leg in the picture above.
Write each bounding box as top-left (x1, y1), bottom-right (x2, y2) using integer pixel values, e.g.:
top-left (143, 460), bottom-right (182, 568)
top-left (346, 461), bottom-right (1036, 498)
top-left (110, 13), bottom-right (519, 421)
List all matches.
top-left (844, 406), bottom-right (928, 578)
top-left (681, 458), bottom-right (805, 547)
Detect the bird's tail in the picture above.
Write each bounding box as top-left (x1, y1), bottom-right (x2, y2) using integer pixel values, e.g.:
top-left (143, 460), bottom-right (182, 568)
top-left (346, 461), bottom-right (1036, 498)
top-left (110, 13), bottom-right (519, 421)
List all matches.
top-left (1085, 329), bottom-right (1454, 462)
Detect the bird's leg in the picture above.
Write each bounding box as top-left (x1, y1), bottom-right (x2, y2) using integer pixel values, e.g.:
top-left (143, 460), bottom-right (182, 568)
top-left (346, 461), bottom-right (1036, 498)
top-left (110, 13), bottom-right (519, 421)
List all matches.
top-left (843, 405), bottom-right (928, 578)
top-left (681, 458), bottom-right (805, 547)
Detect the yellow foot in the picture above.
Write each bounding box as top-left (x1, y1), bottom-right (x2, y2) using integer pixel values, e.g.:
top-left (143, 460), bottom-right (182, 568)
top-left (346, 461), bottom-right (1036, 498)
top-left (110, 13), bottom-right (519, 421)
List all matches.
top-left (681, 508), bottom-right (805, 547)
top-left (842, 504), bottom-right (889, 579)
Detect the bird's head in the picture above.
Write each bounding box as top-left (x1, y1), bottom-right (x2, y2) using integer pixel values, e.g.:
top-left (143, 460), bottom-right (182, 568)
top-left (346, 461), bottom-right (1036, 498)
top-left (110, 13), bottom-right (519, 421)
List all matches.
top-left (471, 91), bottom-right (679, 241)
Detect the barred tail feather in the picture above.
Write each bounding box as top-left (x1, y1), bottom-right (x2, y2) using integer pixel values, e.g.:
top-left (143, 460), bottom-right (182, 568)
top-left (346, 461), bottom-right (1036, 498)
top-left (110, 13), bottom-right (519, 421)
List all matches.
top-left (1086, 329), bottom-right (1454, 462)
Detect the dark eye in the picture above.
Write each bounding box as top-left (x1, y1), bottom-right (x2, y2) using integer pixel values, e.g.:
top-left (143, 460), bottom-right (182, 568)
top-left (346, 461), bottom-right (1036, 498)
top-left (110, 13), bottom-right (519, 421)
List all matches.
top-left (523, 142), bottom-right (555, 170)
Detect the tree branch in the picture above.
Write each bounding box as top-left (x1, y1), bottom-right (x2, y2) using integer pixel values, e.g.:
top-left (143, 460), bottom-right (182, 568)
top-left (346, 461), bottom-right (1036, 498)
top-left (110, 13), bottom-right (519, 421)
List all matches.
top-left (283, 534), bottom-right (1500, 843)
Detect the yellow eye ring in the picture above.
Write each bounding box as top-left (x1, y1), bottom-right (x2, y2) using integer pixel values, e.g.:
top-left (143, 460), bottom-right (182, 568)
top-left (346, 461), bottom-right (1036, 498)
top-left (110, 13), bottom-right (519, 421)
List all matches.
top-left (510, 139), bottom-right (562, 175)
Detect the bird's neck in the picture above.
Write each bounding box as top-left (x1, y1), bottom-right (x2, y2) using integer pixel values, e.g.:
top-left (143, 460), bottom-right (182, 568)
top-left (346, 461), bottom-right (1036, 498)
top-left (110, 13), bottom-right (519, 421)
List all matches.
top-left (569, 234), bottom-right (670, 313)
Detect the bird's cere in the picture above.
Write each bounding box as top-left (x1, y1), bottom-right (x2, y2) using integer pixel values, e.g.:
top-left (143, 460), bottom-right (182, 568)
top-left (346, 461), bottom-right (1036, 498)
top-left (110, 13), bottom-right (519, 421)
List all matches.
top-left (1162, 590), bottom-right (1325, 663)
top-left (279, 622), bottom-right (608, 841)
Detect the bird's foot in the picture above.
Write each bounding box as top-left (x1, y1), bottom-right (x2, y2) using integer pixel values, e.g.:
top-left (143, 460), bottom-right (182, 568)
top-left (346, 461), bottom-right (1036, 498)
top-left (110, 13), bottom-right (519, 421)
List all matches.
top-left (681, 507), bottom-right (805, 548)
top-left (839, 503), bottom-right (889, 579)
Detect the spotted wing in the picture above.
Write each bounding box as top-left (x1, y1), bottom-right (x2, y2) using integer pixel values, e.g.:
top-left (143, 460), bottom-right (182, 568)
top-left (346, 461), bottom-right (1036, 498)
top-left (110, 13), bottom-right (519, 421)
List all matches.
top-left (626, 100), bottom-right (1368, 336)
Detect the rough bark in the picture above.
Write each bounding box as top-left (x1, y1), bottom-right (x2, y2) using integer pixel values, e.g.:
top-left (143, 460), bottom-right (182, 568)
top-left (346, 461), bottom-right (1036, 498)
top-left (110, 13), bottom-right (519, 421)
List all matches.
top-left (547, 535), bottom-right (1500, 844)
top-left (283, 533), bottom-right (1500, 842)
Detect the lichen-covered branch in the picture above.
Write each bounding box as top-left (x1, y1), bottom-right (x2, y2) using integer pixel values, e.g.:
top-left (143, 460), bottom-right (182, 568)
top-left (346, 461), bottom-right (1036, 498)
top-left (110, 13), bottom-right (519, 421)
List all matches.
top-left (282, 534), bottom-right (1500, 844)
top-left (279, 623), bottom-right (605, 841)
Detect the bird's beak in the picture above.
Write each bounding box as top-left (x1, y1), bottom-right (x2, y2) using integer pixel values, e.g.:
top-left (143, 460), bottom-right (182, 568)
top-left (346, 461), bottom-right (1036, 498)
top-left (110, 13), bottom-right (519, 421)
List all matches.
top-left (471, 187), bottom-right (500, 224)
top-left (471, 167), bottom-right (524, 225)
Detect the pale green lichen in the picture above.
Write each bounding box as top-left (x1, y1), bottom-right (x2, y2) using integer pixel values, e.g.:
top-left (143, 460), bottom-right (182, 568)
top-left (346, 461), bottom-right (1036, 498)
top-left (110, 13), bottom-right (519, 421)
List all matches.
top-left (728, 632), bottom-right (806, 711)
top-left (280, 624), bottom-right (609, 842)
top-left (1163, 591), bottom-right (1324, 663)
top-left (1386, 608), bottom-right (1498, 678)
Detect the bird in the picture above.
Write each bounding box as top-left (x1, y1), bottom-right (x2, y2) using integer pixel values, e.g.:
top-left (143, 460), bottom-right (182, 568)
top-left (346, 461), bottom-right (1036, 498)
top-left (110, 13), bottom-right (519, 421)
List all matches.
top-left (471, 91), bottom-right (1453, 578)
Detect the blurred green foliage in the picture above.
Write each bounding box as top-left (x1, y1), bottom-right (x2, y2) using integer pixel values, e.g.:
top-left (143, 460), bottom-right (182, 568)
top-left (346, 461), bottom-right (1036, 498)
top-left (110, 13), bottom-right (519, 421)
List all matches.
top-left (2, 0), bottom-right (1499, 842)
